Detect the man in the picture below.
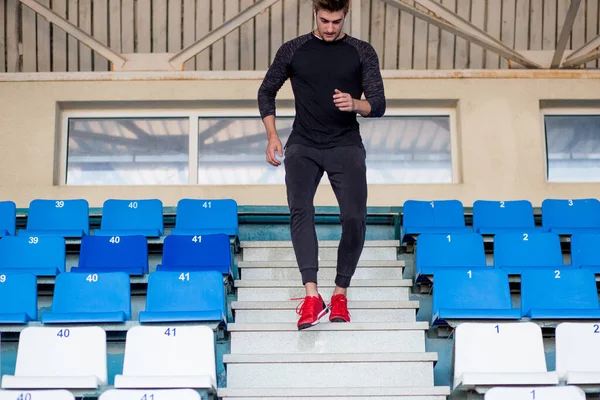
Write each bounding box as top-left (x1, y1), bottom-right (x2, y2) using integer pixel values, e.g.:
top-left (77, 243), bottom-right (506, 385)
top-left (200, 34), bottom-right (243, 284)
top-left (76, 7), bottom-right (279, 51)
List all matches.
top-left (257, 0), bottom-right (386, 330)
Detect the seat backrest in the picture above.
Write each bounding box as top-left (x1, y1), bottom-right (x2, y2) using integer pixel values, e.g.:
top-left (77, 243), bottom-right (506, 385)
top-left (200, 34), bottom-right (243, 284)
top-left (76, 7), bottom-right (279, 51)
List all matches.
top-left (51, 272), bottom-right (131, 319)
top-left (121, 325), bottom-right (216, 383)
top-left (493, 232), bottom-right (563, 268)
top-left (485, 386), bottom-right (585, 400)
top-left (472, 200), bottom-right (535, 230)
top-left (175, 199), bottom-right (238, 235)
top-left (416, 233), bottom-right (486, 269)
top-left (556, 322), bottom-right (600, 380)
top-left (161, 234), bottom-right (230, 271)
top-left (99, 389), bottom-right (201, 400)
top-left (542, 198), bottom-right (600, 230)
top-left (570, 233), bottom-right (600, 267)
top-left (27, 199), bottom-right (89, 235)
top-left (453, 322), bottom-right (548, 389)
top-left (100, 199), bottom-right (163, 235)
top-left (521, 268), bottom-right (599, 315)
top-left (403, 199), bottom-right (466, 229)
top-left (14, 326), bottom-right (107, 384)
top-left (78, 235), bottom-right (148, 273)
top-left (0, 273), bottom-right (37, 320)
top-left (432, 269), bottom-right (512, 314)
top-left (0, 236), bottom-right (66, 273)
top-left (0, 390), bottom-right (75, 400)
top-left (145, 271), bottom-right (225, 315)
top-left (0, 201), bottom-right (16, 236)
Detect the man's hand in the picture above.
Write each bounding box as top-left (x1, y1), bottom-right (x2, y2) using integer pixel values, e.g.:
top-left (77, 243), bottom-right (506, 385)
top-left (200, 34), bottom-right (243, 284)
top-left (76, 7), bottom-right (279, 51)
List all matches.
top-left (333, 89), bottom-right (372, 117)
top-left (333, 89), bottom-right (356, 112)
top-left (266, 137), bottom-right (283, 166)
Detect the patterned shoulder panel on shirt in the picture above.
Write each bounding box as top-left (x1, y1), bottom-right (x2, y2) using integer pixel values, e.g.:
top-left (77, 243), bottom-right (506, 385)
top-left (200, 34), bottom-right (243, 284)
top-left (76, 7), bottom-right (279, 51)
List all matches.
top-left (257, 33), bottom-right (314, 119)
top-left (343, 36), bottom-right (386, 118)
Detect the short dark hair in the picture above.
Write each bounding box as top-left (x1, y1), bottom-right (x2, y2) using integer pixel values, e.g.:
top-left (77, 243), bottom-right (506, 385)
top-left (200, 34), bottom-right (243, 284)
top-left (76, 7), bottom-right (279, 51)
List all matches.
top-left (312, 0), bottom-right (350, 13)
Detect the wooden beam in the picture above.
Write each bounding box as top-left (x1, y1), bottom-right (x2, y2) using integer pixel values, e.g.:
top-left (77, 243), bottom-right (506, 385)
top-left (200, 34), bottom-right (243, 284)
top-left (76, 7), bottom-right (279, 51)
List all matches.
top-left (413, 0), bottom-right (518, 57)
top-left (561, 48), bottom-right (600, 68)
top-left (169, 0), bottom-right (282, 69)
top-left (19, 0), bottom-right (126, 68)
top-left (381, 0), bottom-right (542, 68)
top-left (551, 0), bottom-right (582, 68)
top-left (566, 32), bottom-right (600, 62)
top-left (351, 0), bottom-right (362, 39)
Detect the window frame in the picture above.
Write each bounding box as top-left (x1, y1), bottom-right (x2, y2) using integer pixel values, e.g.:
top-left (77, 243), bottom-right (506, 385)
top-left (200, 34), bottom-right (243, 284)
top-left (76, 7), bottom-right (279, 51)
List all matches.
top-left (541, 107), bottom-right (600, 183)
top-left (59, 106), bottom-right (459, 185)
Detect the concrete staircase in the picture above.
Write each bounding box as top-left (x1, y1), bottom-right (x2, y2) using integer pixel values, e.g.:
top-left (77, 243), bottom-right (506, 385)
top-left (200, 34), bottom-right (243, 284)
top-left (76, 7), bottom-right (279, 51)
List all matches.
top-left (218, 240), bottom-right (451, 400)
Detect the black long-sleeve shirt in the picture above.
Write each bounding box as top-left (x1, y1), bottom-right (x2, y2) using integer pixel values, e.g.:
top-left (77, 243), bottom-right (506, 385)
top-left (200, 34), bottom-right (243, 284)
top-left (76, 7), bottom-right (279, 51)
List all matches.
top-left (257, 32), bottom-right (386, 149)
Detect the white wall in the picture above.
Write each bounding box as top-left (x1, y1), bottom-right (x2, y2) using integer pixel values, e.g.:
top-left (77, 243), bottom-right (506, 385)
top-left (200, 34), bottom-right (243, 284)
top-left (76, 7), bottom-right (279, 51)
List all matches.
top-left (1, 70), bottom-right (600, 208)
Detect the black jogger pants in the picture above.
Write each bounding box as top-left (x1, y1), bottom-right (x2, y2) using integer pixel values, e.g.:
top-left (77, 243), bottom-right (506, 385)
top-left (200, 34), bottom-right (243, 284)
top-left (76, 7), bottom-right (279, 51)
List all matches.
top-left (284, 143), bottom-right (368, 289)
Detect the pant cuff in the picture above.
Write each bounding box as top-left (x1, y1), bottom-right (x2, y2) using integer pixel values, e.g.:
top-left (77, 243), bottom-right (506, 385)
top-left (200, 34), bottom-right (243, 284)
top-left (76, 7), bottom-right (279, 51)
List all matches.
top-left (335, 274), bottom-right (352, 288)
top-left (300, 269), bottom-right (318, 286)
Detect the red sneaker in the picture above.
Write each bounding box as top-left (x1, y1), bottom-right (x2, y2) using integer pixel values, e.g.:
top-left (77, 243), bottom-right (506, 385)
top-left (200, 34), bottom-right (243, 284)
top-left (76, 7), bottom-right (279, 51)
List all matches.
top-left (329, 294), bottom-right (350, 323)
top-left (294, 294), bottom-right (328, 330)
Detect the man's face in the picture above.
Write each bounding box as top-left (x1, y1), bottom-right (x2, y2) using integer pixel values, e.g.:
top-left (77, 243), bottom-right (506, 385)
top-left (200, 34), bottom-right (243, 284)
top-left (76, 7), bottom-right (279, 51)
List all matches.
top-left (314, 8), bottom-right (346, 41)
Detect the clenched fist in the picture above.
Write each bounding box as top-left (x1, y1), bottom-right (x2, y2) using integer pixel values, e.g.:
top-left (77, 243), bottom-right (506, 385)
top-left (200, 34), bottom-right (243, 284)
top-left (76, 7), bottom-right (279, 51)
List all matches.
top-left (333, 89), bottom-right (356, 112)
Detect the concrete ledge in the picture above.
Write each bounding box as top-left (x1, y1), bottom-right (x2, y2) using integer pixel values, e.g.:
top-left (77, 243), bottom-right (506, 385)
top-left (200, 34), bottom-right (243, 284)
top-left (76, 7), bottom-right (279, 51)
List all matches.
top-left (223, 352), bottom-right (438, 363)
top-left (234, 279), bottom-right (412, 288)
top-left (218, 386), bottom-right (452, 397)
top-left (238, 260), bottom-right (406, 268)
top-left (240, 240), bottom-right (401, 248)
top-left (227, 322), bottom-right (429, 331)
top-left (231, 301), bottom-right (420, 310)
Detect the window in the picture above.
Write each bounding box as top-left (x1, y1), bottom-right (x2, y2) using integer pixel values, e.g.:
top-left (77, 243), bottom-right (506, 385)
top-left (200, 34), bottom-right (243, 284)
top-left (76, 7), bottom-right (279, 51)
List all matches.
top-left (544, 110), bottom-right (600, 182)
top-left (64, 115), bottom-right (189, 185)
top-left (61, 108), bottom-right (457, 185)
top-left (197, 117), bottom-right (293, 185)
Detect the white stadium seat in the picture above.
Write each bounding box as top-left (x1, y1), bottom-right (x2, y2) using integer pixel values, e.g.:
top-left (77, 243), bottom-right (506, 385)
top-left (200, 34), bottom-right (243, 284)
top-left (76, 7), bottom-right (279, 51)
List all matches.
top-left (1, 327), bottom-right (107, 389)
top-left (99, 389), bottom-right (201, 400)
top-left (453, 322), bottom-right (559, 392)
top-left (114, 325), bottom-right (216, 390)
top-left (484, 386), bottom-right (586, 400)
top-left (556, 322), bottom-right (600, 387)
top-left (0, 390), bottom-right (75, 400)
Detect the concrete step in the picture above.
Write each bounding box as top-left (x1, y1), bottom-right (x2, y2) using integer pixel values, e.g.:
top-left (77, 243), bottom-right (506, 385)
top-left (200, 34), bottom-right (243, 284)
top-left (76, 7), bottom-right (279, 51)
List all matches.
top-left (241, 240), bottom-right (399, 262)
top-left (234, 279), bottom-right (411, 301)
top-left (223, 353), bottom-right (436, 388)
top-left (228, 322), bottom-right (428, 354)
top-left (238, 260), bottom-right (406, 269)
top-left (232, 300), bottom-right (418, 323)
top-left (218, 386), bottom-right (451, 400)
top-left (239, 260), bottom-right (404, 281)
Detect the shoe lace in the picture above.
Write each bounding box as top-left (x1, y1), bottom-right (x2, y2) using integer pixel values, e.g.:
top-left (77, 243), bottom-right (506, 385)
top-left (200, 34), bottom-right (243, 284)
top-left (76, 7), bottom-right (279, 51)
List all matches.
top-left (292, 295), bottom-right (321, 316)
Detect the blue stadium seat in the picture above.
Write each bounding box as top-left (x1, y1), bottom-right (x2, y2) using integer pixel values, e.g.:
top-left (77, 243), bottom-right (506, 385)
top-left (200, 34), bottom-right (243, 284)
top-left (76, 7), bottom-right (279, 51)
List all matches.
top-left (415, 233), bottom-right (487, 279)
top-left (19, 199), bottom-right (89, 238)
top-left (0, 235), bottom-right (65, 276)
top-left (472, 200), bottom-right (541, 234)
top-left (171, 198), bottom-right (238, 236)
top-left (0, 273), bottom-right (37, 323)
top-left (42, 272), bottom-right (131, 323)
top-left (139, 271), bottom-right (226, 324)
top-left (571, 233), bottom-right (600, 273)
top-left (95, 199), bottom-right (164, 237)
top-left (432, 268), bottom-right (520, 326)
top-left (521, 268), bottom-right (600, 319)
top-left (493, 232), bottom-right (564, 275)
top-left (72, 235), bottom-right (148, 276)
top-left (156, 234), bottom-right (231, 275)
top-left (542, 198), bottom-right (600, 234)
top-left (402, 200), bottom-right (471, 240)
top-left (0, 201), bottom-right (16, 237)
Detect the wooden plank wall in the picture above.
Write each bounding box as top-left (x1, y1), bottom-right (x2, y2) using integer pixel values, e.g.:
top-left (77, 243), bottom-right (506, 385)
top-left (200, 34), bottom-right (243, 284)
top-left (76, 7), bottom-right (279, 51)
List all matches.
top-left (0, 0), bottom-right (599, 72)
